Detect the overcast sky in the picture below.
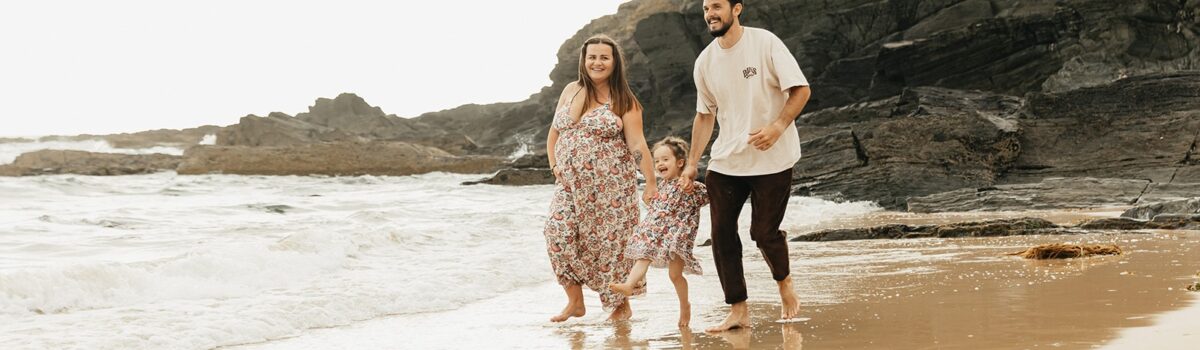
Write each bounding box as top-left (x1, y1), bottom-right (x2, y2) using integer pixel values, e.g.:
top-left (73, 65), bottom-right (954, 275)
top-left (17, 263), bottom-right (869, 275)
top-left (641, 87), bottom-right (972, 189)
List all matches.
top-left (0, 0), bottom-right (631, 136)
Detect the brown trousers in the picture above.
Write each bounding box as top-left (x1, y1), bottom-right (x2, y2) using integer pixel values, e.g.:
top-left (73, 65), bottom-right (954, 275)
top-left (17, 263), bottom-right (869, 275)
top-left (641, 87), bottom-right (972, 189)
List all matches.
top-left (705, 169), bottom-right (793, 305)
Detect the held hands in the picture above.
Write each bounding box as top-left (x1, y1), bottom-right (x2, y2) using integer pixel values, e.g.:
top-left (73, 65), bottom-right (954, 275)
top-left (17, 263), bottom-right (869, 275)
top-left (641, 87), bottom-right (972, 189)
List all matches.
top-left (749, 122), bottom-right (786, 151)
top-left (679, 164), bottom-right (698, 192)
top-left (642, 182), bottom-right (656, 205)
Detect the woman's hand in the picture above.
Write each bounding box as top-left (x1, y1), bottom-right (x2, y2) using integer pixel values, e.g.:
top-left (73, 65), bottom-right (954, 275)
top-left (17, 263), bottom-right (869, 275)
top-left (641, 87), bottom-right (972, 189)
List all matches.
top-left (642, 182), bottom-right (657, 205)
top-left (552, 164), bottom-right (563, 183)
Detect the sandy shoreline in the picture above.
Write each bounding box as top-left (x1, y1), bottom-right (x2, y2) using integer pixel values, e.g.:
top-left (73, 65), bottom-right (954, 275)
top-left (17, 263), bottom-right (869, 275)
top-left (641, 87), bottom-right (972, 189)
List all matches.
top-left (231, 211), bottom-right (1199, 350)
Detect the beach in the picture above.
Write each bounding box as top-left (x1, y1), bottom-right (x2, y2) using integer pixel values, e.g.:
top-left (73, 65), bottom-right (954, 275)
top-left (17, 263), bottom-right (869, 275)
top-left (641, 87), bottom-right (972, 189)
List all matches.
top-left (232, 210), bottom-right (1199, 350)
top-left (2, 169), bottom-right (1196, 349)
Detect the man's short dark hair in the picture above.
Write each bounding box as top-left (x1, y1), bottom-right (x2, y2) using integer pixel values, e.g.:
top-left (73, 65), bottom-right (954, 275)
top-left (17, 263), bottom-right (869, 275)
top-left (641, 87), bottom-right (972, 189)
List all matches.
top-left (728, 0), bottom-right (743, 6)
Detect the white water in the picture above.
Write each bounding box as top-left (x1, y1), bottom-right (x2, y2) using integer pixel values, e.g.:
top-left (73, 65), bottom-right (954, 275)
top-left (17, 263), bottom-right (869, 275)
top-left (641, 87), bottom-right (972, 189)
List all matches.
top-left (0, 163), bottom-right (883, 349)
top-left (0, 139), bottom-right (186, 165)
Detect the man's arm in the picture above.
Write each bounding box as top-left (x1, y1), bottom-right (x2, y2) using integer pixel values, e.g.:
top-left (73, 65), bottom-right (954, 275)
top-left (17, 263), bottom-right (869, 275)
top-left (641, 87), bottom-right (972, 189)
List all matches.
top-left (748, 85), bottom-right (811, 151)
top-left (680, 112), bottom-right (716, 190)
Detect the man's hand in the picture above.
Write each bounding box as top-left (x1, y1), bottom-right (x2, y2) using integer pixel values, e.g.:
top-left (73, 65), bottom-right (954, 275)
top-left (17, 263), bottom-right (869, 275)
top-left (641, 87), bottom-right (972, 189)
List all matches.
top-left (748, 122), bottom-right (786, 151)
top-left (679, 164), bottom-right (698, 192)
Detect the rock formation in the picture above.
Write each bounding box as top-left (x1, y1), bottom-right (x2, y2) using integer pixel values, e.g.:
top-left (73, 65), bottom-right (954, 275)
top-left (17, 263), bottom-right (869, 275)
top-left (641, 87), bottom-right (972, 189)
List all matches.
top-left (0, 150), bottom-right (181, 176)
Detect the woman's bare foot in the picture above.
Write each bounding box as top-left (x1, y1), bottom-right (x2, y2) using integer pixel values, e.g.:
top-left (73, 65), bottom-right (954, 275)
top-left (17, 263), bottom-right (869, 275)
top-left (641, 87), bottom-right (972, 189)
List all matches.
top-left (550, 302), bottom-right (585, 322)
top-left (607, 302), bottom-right (632, 321)
top-left (778, 276), bottom-right (802, 319)
top-left (705, 302), bottom-right (750, 332)
top-left (609, 282), bottom-right (636, 297)
top-left (678, 301), bottom-right (691, 328)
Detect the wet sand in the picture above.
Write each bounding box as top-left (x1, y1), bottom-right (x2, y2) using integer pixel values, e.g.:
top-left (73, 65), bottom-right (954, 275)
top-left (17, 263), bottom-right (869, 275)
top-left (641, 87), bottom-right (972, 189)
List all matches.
top-left (664, 231), bottom-right (1199, 350)
top-left (234, 211), bottom-right (1199, 350)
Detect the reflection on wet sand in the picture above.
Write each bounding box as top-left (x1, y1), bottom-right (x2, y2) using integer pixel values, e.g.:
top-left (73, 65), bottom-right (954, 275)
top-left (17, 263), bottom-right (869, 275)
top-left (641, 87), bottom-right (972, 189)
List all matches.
top-left (642, 231), bottom-right (1198, 349)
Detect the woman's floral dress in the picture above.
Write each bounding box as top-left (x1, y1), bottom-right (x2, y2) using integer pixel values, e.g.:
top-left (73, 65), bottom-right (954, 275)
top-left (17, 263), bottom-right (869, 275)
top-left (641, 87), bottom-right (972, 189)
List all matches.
top-left (543, 92), bottom-right (644, 311)
top-left (624, 179), bottom-right (708, 275)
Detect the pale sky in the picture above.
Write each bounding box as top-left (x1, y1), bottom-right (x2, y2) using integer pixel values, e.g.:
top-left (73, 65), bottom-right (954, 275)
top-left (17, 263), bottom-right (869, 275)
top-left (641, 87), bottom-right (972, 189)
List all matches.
top-left (0, 0), bottom-right (631, 137)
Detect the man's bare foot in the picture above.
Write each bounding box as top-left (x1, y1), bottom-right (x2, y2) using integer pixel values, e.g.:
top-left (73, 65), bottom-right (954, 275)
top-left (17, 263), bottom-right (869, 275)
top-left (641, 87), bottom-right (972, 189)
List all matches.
top-left (609, 282), bottom-right (636, 297)
top-left (678, 301), bottom-right (691, 328)
top-left (607, 301), bottom-right (632, 321)
top-left (705, 302), bottom-right (750, 332)
top-left (778, 276), bottom-right (802, 320)
top-left (550, 302), bottom-right (585, 322)
top-left (781, 324), bottom-right (804, 350)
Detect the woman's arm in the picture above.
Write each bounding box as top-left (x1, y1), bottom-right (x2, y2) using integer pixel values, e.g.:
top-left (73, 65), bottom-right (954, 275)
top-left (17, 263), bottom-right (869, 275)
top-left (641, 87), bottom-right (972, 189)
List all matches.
top-left (621, 106), bottom-right (657, 205)
top-left (548, 127), bottom-right (562, 182)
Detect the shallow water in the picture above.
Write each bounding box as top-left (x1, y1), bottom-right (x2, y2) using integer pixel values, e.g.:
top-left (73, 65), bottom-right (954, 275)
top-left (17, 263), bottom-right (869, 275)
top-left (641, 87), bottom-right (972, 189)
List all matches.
top-left (1, 170), bottom-right (882, 349)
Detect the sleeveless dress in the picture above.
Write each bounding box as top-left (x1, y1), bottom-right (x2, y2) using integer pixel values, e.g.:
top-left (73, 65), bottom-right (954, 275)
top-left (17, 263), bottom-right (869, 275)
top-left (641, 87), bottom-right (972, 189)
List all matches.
top-left (543, 91), bottom-right (644, 311)
top-left (624, 180), bottom-right (708, 275)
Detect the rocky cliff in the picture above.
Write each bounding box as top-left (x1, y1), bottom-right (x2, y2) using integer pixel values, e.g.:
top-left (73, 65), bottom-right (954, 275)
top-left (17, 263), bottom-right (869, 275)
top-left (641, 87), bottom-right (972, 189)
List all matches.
top-left (431, 0), bottom-right (1200, 208)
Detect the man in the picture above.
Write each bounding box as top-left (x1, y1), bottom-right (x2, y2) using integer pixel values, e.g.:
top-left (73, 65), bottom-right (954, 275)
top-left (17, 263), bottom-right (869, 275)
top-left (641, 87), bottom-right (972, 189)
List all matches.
top-left (680, 0), bottom-right (813, 332)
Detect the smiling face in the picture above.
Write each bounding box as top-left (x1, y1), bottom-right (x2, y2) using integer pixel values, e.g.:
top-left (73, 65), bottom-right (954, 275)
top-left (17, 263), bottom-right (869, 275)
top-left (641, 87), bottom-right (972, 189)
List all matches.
top-left (583, 43), bottom-right (615, 84)
top-left (702, 0), bottom-right (741, 37)
top-left (652, 145), bottom-right (686, 180)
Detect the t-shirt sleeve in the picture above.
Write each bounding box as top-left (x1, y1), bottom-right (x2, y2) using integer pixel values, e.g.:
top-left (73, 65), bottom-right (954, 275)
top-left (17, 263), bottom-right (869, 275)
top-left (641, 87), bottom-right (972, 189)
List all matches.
top-left (768, 34), bottom-right (808, 91)
top-left (694, 56), bottom-right (717, 115)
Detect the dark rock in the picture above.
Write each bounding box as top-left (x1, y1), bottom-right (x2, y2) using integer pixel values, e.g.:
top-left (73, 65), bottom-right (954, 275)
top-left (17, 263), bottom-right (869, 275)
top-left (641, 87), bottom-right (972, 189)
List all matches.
top-left (1077, 215), bottom-right (1200, 230)
top-left (907, 177), bottom-right (1150, 213)
top-left (791, 218), bottom-right (1061, 242)
top-left (462, 168), bottom-right (555, 186)
top-left (1121, 198), bottom-right (1200, 220)
top-left (1005, 73), bottom-right (1200, 184)
top-left (177, 142), bottom-right (505, 176)
top-left (217, 93), bottom-right (481, 156)
top-left (217, 112), bottom-right (355, 147)
top-left (793, 87), bottom-right (1022, 209)
top-left (0, 150), bottom-right (181, 176)
top-left (510, 153), bottom-right (550, 169)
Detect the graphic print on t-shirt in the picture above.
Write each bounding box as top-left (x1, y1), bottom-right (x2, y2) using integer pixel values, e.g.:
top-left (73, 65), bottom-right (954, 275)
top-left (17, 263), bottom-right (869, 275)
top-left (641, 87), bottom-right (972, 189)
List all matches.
top-left (742, 66), bottom-right (758, 79)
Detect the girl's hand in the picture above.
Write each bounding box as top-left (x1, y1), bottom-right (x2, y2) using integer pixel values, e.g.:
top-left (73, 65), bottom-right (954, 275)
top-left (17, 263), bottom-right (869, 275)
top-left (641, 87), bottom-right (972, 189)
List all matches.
top-left (679, 165), bottom-right (698, 192)
top-left (552, 164), bottom-right (563, 183)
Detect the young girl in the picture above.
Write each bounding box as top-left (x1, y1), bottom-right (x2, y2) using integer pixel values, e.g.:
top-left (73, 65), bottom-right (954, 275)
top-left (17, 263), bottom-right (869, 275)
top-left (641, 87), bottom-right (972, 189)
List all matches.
top-left (610, 136), bottom-right (708, 327)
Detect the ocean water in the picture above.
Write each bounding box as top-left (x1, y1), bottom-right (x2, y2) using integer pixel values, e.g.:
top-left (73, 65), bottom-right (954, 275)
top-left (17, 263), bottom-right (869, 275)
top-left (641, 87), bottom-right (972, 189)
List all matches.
top-left (0, 152), bottom-right (886, 350)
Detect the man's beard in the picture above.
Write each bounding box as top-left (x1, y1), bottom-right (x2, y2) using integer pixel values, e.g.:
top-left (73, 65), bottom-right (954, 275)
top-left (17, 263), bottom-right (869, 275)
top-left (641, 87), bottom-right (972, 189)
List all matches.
top-left (709, 18), bottom-right (732, 37)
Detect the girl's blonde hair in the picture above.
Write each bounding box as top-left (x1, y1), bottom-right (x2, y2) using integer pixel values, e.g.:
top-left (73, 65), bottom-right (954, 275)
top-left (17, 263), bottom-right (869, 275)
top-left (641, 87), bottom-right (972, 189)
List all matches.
top-left (576, 34), bottom-right (642, 116)
top-left (652, 136), bottom-right (689, 162)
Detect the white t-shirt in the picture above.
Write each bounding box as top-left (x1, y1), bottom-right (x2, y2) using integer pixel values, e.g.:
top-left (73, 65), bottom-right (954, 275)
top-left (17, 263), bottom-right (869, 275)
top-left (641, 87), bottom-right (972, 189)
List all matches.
top-left (694, 27), bottom-right (809, 176)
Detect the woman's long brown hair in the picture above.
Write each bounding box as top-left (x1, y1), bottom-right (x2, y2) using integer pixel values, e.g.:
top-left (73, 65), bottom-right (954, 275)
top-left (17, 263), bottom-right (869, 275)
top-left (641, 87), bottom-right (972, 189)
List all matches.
top-left (576, 34), bottom-right (642, 117)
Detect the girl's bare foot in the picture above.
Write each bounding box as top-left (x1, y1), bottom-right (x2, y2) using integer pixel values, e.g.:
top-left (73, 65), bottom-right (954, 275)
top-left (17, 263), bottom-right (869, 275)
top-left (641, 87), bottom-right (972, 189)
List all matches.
top-left (550, 302), bottom-right (585, 322)
top-left (678, 301), bottom-right (691, 328)
top-left (609, 282), bottom-right (636, 297)
top-left (706, 302), bottom-right (750, 332)
top-left (607, 302), bottom-right (632, 321)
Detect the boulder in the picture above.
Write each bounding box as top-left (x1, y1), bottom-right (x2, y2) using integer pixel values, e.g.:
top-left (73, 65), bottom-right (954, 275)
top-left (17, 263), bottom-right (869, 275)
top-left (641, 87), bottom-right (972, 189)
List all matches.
top-left (462, 168), bottom-right (555, 186)
top-left (463, 153), bottom-right (555, 186)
